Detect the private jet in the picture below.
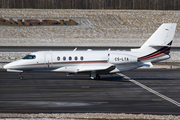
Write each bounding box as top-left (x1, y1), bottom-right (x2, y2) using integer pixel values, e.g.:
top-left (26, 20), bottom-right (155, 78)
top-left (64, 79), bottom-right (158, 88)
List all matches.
top-left (3, 23), bottom-right (177, 80)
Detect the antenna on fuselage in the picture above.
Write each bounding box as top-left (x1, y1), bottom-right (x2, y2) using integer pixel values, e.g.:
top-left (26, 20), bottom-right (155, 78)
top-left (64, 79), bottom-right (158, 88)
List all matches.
top-left (74, 48), bottom-right (77, 51)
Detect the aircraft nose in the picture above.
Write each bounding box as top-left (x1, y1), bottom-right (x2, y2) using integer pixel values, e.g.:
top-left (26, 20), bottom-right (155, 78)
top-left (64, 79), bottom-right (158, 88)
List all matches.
top-left (3, 63), bottom-right (10, 69)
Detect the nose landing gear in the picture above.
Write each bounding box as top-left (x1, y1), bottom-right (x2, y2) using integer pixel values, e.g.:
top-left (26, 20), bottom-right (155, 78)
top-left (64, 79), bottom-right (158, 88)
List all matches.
top-left (19, 73), bottom-right (23, 80)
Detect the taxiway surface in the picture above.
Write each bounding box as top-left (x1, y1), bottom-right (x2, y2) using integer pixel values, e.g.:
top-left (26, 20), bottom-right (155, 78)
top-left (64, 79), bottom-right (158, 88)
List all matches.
top-left (0, 69), bottom-right (180, 114)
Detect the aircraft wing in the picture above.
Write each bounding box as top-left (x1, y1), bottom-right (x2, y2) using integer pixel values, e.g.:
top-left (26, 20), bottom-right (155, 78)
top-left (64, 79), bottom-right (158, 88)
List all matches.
top-left (78, 64), bottom-right (111, 72)
top-left (52, 64), bottom-right (111, 73)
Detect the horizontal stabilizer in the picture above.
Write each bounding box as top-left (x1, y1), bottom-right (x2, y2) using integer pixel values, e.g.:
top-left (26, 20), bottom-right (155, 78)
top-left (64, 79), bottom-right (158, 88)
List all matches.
top-left (131, 48), bottom-right (140, 52)
top-left (148, 45), bottom-right (169, 47)
top-left (140, 62), bottom-right (153, 67)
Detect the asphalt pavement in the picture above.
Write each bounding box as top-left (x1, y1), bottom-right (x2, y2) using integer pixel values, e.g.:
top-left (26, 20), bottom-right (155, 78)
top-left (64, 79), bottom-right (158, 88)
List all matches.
top-left (0, 69), bottom-right (180, 114)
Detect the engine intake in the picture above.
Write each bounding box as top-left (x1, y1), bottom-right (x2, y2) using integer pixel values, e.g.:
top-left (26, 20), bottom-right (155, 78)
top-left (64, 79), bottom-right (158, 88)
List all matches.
top-left (108, 53), bottom-right (138, 64)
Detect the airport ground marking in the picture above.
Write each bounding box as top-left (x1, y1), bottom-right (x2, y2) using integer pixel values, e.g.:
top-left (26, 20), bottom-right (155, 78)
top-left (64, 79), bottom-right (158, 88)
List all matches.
top-left (117, 73), bottom-right (180, 107)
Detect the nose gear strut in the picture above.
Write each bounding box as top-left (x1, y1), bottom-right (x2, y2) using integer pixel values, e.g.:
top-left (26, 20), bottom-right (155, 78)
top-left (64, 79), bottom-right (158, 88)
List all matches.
top-left (19, 73), bottom-right (23, 80)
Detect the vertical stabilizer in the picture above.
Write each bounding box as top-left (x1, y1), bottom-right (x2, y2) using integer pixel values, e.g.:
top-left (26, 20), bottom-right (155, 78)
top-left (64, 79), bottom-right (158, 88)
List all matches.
top-left (140, 23), bottom-right (177, 49)
top-left (131, 23), bottom-right (177, 55)
top-left (131, 23), bottom-right (177, 62)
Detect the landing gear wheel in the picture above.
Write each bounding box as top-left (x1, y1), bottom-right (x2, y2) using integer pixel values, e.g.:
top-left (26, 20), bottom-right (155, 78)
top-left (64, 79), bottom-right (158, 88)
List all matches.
top-left (95, 74), bottom-right (100, 80)
top-left (19, 76), bottom-right (23, 80)
top-left (19, 73), bottom-right (23, 80)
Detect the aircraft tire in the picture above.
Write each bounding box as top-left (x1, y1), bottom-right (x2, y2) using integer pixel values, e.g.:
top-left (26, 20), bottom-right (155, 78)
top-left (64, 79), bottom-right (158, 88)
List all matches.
top-left (95, 74), bottom-right (100, 80)
top-left (19, 76), bottom-right (23, 80)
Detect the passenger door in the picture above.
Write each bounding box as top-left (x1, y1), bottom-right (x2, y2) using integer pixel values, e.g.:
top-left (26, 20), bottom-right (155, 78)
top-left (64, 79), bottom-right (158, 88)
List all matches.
top-left (45, 53), bottom-right (52, 68)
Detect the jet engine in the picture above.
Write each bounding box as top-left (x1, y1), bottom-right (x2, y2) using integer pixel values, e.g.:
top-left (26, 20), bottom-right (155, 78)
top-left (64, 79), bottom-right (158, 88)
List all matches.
top-left (108, 53), bottom-right (138, 64)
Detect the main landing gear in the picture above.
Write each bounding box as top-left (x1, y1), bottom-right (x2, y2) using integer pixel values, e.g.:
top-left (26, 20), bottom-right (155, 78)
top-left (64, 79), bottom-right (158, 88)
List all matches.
top-left (90, 71), bottom-right (100, 80)
top-left (94, 74), bottom-right (100, 80)
top-left (19, 73), bottom-right (23, 80)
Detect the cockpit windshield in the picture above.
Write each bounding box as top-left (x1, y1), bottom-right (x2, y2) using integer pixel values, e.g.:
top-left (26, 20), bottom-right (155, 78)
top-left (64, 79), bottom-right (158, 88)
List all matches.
top-left (22, 55), bottom-right (36, 59)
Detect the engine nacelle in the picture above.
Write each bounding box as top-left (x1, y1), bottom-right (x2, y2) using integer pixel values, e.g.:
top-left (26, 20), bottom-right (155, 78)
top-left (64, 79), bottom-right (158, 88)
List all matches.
top-left (108, 53), bottom-right (138, 64)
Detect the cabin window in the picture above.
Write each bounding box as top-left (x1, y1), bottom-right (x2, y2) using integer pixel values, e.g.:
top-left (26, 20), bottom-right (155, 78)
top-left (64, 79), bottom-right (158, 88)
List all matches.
top-left (69, 56), bottom-right (72, 61)
top-left (57, 56), bottom-right (60, 61)
top-left (75, 56), bottom-right (78, 61)
top-left (80, 56), bottom-right (84, 61)
top-left (22, 55), bottom-right (36, 59)
top-left (63, 56), bottom-right (66, 61)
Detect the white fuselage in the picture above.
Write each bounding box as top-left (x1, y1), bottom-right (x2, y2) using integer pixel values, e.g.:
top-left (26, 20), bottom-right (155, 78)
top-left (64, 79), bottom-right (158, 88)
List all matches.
top-left (3, 49), bottom-right (170, 74)
top-left (4, 50), bottom-right (126, 72)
